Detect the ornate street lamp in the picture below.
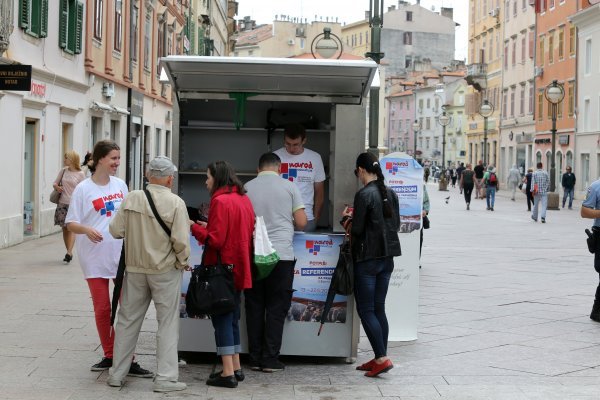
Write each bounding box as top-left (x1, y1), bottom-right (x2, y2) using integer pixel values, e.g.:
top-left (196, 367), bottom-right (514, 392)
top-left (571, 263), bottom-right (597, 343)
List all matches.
top-left (311, 28), bottom-right (343, 59)
top-left (544, 80), bottom-right (565, 193)
top-left (412, 120), bottom-right (421, 160)
top-left (366, 0), bottom-right (385, 157)
top-left (438, 111), bottom-right (451, 169)
top-left (478, 100), bottom-right (494, 166)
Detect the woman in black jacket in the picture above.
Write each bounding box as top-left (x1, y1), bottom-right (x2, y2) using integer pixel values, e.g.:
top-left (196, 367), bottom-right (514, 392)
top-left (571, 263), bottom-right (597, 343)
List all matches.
top-left (342, 152), bottom-right (401, 377)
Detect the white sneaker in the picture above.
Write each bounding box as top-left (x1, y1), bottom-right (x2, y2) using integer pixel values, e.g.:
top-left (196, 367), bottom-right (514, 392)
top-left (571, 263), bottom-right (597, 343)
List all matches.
top-left (153, 381), bottom-right (187, 392)
top-left (107, 375), bottom-right (124, 388)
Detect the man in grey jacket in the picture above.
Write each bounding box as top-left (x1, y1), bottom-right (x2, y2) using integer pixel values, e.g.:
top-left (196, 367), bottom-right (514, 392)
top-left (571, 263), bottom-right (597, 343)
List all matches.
top-left (107, 157), bottom-right (190, 392)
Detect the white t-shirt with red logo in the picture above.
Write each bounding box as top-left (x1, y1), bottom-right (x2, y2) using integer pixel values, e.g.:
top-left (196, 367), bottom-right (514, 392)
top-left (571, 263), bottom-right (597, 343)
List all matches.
top-left (274, 147), bottom-right (325, 221)
top-left (65, 176), bottom-right (128, 279)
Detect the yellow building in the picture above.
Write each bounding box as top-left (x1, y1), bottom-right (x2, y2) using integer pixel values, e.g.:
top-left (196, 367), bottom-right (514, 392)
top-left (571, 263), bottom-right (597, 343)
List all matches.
top-left (465, 0), bottom-right (503, 168)
top-left (341, 18), bottom-right (370, 58)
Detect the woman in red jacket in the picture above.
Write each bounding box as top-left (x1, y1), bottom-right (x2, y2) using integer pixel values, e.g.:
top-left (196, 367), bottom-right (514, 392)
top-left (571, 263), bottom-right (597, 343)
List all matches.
top-left (191, 161), bottom-right (255, 388)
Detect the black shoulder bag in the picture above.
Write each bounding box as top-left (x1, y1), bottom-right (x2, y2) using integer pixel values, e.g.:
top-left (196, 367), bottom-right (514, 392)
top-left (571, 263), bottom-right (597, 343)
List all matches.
top-left (186, 242), bottom-right (236, 317)
top-left (110, 190), bottom-right (171, 326)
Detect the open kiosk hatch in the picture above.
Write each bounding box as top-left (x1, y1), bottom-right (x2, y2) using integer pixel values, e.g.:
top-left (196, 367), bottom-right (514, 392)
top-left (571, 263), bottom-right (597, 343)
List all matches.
top-left (160, 56), bottom-right (377, 359)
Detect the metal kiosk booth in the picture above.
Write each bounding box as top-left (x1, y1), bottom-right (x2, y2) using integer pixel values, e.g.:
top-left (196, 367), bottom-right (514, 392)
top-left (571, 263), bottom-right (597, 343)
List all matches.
top-left (160, 56), bottom-right (378, 360)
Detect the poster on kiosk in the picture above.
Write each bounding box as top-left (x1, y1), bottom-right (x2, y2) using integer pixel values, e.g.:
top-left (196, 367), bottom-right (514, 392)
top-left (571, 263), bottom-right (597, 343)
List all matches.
top-left (380, 152), bottom-right (423, 341)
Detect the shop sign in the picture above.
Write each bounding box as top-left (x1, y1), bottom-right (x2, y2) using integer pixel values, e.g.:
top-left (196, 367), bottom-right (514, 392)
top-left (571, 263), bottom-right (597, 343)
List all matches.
top-left (30, 81), bottom-right (46, 98)
top-left (534, 138), bottom-right (551, 144)
top-left (559, 135), bottom-right (569, 145)
top-left (0, 65), bottom-right (32, 91)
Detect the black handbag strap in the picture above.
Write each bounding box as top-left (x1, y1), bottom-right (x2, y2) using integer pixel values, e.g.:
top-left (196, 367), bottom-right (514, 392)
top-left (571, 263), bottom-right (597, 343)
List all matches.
top-left (58, 168), bottom-right (66, 185)
top-left (144, 189), bottom-right (171, 237)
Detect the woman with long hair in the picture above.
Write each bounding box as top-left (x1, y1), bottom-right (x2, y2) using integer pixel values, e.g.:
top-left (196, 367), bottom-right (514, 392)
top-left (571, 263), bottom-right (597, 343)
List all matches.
top-left (342, 152), bottom-right (401, 377)
top-left (65, 140), bottom-right (151, 377)
top-left (191, 161), bottom-right (255, 388)
top-left (53, 150), bottom-right (86, 263)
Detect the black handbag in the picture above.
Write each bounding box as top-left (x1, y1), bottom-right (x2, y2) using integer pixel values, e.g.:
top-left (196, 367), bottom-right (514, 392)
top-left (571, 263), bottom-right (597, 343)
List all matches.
top-left (331, 237), bottom-right (353, 296)
top-left (186, 244), bottom-right (236, 317)
top-left (423, 215), bottom-right (430, 229)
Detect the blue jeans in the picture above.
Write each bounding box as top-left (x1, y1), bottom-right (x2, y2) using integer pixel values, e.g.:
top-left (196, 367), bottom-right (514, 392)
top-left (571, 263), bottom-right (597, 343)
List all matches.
top-left (486, 186), bottom-right (496, 208)
top-left (211, 292), bottom-right (242, 355)
top-left (532, 193), bottom-right (548, 220)
top-left (563, 187), bottom-right (574, 208)
top-left (354, 257), bottom-right (394, 359)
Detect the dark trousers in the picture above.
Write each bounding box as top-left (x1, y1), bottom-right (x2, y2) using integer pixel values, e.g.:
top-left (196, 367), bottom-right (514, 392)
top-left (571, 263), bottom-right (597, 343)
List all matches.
top-left (526, 190), bottom-right (534, 211)
top-left (244, 260), bottom-right (295, 364)
top-left (595, 253), bottom-right (600, 301)
top-left (463, 183), bottom-right (474, 204)
top-left (354, 257), bottom-right (394, 359)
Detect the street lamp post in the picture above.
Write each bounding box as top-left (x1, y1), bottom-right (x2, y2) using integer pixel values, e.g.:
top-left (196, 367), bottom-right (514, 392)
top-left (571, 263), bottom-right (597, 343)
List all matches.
top-left (366, 0), bottom-right (384, 157)
top-left (412, 120), bottom-right (420, 160)
top-left (438, 111), bottom-right (451, 169)
top-left (544, 80), bottom-right (565, 193)
top-left (478, 100), bottom-right (494, 166)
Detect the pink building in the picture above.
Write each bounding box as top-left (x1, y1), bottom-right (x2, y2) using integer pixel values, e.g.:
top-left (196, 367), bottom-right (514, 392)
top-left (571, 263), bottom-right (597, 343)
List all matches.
top-left (387, 90), bottom-right (416, 155)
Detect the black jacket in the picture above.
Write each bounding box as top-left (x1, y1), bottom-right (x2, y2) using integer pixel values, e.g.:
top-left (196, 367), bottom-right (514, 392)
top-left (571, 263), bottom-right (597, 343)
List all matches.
top-left (562, 172), bottom-right (576, 189)
top-left (350, 181), bottom-right (401, 263)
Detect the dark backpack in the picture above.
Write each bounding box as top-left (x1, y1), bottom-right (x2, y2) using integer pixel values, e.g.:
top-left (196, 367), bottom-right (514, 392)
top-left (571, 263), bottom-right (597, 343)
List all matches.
top-left (488, 172), bottom-right (497, 185)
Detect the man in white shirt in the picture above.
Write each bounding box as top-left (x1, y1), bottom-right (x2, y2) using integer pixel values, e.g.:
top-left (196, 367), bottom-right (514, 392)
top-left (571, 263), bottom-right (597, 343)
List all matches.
top-left (274, 124), bottom-right (326, 232)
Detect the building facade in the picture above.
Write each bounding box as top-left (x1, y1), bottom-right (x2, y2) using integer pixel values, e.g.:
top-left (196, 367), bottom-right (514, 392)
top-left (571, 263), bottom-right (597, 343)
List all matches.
top-left (570, 3), bottom-right (600, 197)
top-left (387, 90), bottom-right (414, 154)
top-left (498, 0), bottom-right (536, 182)
top-left (465, 0), bottom-right (504, 170)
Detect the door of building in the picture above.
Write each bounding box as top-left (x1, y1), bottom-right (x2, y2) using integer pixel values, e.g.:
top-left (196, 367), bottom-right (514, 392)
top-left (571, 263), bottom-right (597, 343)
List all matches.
top-left (24, 121), bottom-right (37, 235)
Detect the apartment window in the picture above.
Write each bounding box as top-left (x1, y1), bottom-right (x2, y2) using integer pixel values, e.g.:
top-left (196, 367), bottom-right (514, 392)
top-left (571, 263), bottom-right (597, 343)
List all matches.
top-left (58, 0), bottom-right (84, 54)
top-left (155, 128), bottom-right (161, 157)
top-left (540, 0), bottom-right (546, 12)
top-left (165, 131), bottom-right (171, 157)
top-left (502, 90), bottom-right (508, 118)
top-left (489, 36), bottom-right (493, 62)
top-left (529, 31), bottom-right (534, 58)
top-left (520, 85), bottom-right (525, 115)
top-left (510, 88), bottom-right (515, 117)
top-left (144, 14), bottom-right (151, 69)
top-left (522, 0), bottom-right (526, 9)
top-left (529, 84), bottom-right (534, 114)
top-left (114, 0), bottom-right (122, 51)
top-left (94, 0), bottom-right (103, 40)
top-left (558, 26), bottom-right (564, 60)
top-left (569, 26), bottom-right (576, 56)
top-left (359, 32), bottom-right (362, 45)
top-left (568, 81), bottom-right (575, 117)
top-left (426, 117), bottom-right (431, 129)
top-left (131, 5), bottom-right (139, 62)
top-left (505, 0), bottom-right (510, 21)
top-left (512, 40), bottom-right (516, 66)
top-left (557, 94), bottom-right (563, 119)
top-left (403, 32), bottom-right (412, 45)
top-left (584, 99), bottom-right (591, 131)
top-left (547, 93), bottom-right (553, 118)
top-left (513, 0), bottom-right (517, 16)
top-left (426, 98), bottom-right (431, 109)
top-left (521, 35), bottom-right (526, 63)
top-left (537, 91), bottom-right (543, 121)
top-left (19, 0), bottom-right (49, 38)
top-left (418, 99), bottom-right (424, 110)
top-left (406, 11), bottom-right (413, 21)
top-left (504, 43), bottom-right (509, 69)
top-left (549, 0), bottom-right (555, 8)
top-left (548, 31), bottom-right (554, 64)
top-left (585, 39), bottom-right (592, 75)
top-left (539, 35), bottom-right (545, 66)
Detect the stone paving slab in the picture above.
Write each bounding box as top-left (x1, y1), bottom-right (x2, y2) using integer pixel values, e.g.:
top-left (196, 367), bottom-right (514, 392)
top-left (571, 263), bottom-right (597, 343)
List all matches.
top-left (2, 183), bottom-right (600, 398)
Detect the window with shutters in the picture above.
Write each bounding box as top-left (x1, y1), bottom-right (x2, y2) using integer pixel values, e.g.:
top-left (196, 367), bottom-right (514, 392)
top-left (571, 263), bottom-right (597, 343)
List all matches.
top-left (520, 85), bottom-right (525, 116)
top-left (521, 35), bottom-right (526, 63)
top-left (94, 0), bottom-right (102, 40)
top-left (557, 94), bottom-right (563, 119)
top-left (403, 32), bottom-right (412, 45)
top-left (548, 31), bottom-right (554, 64)
top-left (502, 90), bottom-right (508, 118)
top-left (538, 35), bottom-right (545, 66)
top-left (504, 43), bottom-right (508, 70)
top-left (569, 26), bottom-right (575, 56)
top-left (510, 87), bottom-right (515, 117)
top-left (568, 81), bottom-right (574, 117)
top-left (144, 14), bottom-right (151, 69)
top-left (131, 5), bottom-right (139, 62)
top-left (528, 30), bottom-right (534, 59)
top-left (529, 83), bottom-right (534, 114)
top-left (558, 26), bottom-right (564, 60)
top-left (512, 40), bottom-right (516, 66)
top-left (18, 0), bottom-right (49, 38)
top-left (58, 0), bottom-right (84, 54)
top-left (537, 91), bottom-right (543, 121)
top-left (114, 0), bottom-right (122, 51)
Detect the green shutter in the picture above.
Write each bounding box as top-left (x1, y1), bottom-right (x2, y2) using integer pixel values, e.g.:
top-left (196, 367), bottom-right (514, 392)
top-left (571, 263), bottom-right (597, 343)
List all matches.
top-left (58, 0), bottom-right (68, 49)
top-left (40, 0), bottom-right (49, 37)
top-left (30, 0), bottom-right (40, 36)
top-left (190, 20), bottom-right (196, 56)
top-left (75, 1), bottom-right (84, 54)
top-left (19, 0), bottom-right (30, 29)
top-left (198, 27), bottom-right (204, 55)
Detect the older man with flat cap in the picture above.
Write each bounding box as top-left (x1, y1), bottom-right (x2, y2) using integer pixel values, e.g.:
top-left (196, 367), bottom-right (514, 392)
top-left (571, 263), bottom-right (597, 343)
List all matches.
top-left (107, 156), bottom-right (190, 393)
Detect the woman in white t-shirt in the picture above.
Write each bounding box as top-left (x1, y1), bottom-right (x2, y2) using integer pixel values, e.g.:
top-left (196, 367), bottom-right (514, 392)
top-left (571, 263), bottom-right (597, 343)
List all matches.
top-left (65, 140), bottom-right (134, 373)
top-left (53, 150), bottom-right (86, 263)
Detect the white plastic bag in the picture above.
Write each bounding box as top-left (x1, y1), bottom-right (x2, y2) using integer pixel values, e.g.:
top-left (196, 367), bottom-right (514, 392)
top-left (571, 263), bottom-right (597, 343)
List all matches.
top-left (253, 216), bottom-right (280, 280)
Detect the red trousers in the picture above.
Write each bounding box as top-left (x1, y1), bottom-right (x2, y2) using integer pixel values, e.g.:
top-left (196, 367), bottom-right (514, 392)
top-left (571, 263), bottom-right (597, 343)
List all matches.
top-left (86, 278), bottom-right (114, 359)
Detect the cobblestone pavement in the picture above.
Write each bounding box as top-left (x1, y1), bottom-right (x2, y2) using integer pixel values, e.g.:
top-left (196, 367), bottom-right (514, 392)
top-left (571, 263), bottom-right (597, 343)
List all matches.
top-left (1, 182), bottom-right (599, 399)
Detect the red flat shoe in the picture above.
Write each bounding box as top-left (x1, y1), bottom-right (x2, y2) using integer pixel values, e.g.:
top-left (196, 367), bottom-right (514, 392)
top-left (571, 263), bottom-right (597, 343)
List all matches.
top-left (364, 359), bottom-right (393, 377)
top-left (356, 359), bottom-right (376, 371)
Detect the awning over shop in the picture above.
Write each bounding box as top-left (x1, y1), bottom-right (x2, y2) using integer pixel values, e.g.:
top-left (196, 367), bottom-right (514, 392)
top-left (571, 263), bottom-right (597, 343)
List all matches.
top-left (159, 56), bottom-right (378, 105)
top-left (113, 106), bottom-right (130, 115)
top-left (91, 101), bottom-right (114, 112)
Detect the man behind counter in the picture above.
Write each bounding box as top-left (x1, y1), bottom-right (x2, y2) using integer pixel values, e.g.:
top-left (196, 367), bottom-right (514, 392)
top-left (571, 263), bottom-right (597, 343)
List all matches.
top-left (274, 124), bottom-right (326, 232)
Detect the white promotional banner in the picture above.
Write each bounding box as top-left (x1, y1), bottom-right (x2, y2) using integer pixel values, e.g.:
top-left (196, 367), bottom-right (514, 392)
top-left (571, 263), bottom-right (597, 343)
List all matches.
top-left (381, 152), bottom-right (423, 341)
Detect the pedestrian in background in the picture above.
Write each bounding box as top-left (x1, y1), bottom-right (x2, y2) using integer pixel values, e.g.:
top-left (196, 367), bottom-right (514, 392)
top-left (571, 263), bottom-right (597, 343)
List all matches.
top-left (531, 162), bottom-right (550, 223)
top-left (245, 153), bottom-right (307, 373)
top-left (473, 160), bottom-right (485, 199)
top-left (523, 168), bottom-right (534, 211)
top-left (581, 178), bottom-right (600, 322)
top-left (341, 152), bottom-right (401, 378)
top-left (190, 161), bottom-right (255, 388)
top-left (562, 166), bottom-right (576, 210)
top-left (81, 151), bottom-right (94, 177)
top-left (107, 157), bottom-right (190, 392)
top-left (53, 150), bottom-right (85, 263)
top-left (483, 166), bottom-right (498, 211)
top-left (419, 183), bottom-right (430, 268)
top-left (507, 164), bottom-right (521, 201)
top-left (456, 163), bottom-right (465, 194)
top-left (65, 140), bottom-right (151, 377)
top-left (460, 163), bottom-right (475, 210)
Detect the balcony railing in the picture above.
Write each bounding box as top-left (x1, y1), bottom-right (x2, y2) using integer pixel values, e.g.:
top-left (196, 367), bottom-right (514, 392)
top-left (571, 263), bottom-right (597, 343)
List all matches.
top-left (466, 63), bottom-right (487, 78)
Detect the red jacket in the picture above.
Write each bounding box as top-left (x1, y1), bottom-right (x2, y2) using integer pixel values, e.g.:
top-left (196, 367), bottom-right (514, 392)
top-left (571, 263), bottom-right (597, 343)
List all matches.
top-left (191, 186), bottom-right (255, 290)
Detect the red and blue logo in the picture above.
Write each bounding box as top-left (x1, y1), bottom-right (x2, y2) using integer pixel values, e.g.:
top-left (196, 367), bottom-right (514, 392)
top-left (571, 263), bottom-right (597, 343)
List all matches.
top-left (280, 163), bottom-right (298, 182)
top-left (91, 191), bottom-right (124, 217)
top-left (386, 160), bottom-right (409, 175)
top-left (305, 239), bottom-right (334, 255)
